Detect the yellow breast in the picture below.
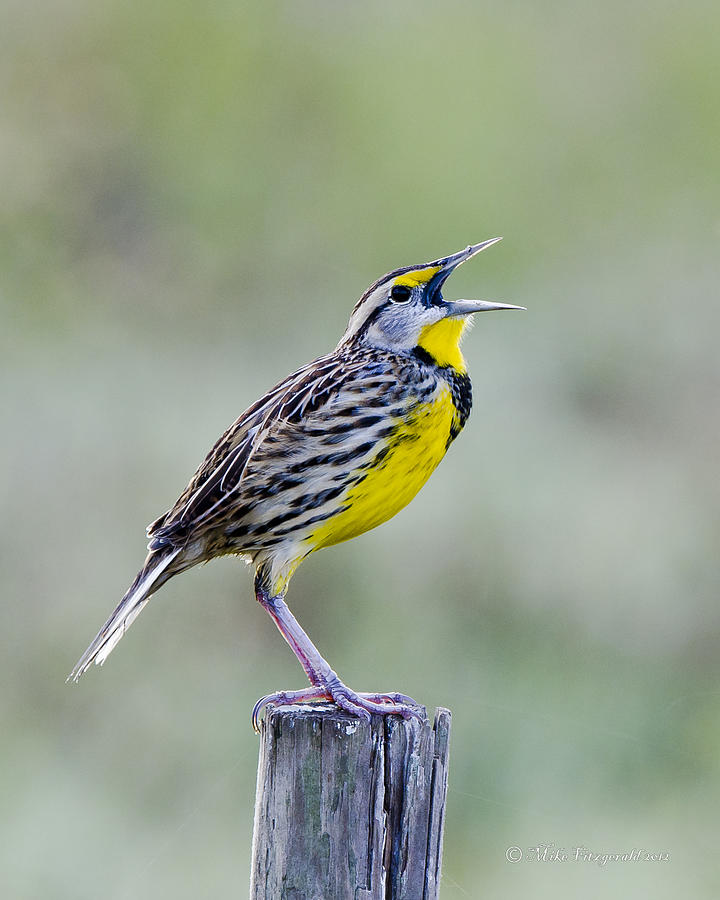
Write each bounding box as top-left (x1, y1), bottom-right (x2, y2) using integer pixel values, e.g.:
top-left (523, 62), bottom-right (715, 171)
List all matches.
top-left (309, 386), bottom-right (458, 551)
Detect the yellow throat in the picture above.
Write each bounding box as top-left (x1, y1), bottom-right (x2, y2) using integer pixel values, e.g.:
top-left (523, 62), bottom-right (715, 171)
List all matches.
top-left (417, 317), bottom-right (469, 371)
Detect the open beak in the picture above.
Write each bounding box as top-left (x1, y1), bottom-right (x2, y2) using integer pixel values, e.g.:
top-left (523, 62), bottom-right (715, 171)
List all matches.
top-left (444, 298), bottom-right (526, 316)
top-left (425, 238), bottom-right (526, 315)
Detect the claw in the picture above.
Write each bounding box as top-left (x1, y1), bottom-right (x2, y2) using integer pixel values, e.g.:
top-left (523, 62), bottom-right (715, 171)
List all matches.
top-left (251, 695), bottom-right (267, 733)
top-left (252, 686), bottom-right (332, 733)
top-left (251, 681), bottom-right (424, 733)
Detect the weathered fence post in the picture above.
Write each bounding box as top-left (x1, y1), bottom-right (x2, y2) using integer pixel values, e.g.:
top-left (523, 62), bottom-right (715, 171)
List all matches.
top-left (250, 703), bottom-right (451, 899)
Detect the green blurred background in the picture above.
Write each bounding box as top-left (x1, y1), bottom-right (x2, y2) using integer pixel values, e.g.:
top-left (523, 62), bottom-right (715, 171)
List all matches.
top-left (2, 1), bottom-right (719, 897)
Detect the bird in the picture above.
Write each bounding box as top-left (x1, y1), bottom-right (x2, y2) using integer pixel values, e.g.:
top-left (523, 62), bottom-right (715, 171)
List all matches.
top-left (68, 239), bottom-right (523, 729)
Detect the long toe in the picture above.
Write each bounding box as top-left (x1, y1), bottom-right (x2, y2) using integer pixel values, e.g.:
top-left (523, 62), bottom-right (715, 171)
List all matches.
top-left (251, 686), bottom-right (331, 732)
top-left (251, 683), bottom-right (426, 732)
top-left (358, 691), bottom-right (421, 708)
top-left (328, 683), bottom-right (426, 723)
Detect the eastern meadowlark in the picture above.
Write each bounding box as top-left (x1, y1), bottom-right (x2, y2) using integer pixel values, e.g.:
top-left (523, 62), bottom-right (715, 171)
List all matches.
top-left (69, 239), bottom-right (522, 728)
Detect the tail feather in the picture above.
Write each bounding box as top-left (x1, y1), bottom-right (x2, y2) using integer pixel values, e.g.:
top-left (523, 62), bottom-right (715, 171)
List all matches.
top-left (67, 548), bottom-right (182, 682)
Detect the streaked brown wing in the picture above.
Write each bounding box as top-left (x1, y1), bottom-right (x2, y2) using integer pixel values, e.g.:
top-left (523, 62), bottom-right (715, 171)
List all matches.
top-left (146, 352), bottom-right (370, 547)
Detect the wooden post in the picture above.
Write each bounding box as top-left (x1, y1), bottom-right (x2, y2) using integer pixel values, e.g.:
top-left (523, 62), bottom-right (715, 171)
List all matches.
top-left (250, 703), bottom-right (451, 899)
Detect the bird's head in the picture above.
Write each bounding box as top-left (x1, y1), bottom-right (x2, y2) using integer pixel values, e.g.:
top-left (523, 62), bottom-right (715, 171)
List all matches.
top-left (339, 238), bottom-right (522, 372)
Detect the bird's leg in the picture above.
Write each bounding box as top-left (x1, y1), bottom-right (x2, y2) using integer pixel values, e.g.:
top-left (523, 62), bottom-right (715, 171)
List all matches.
top-left (256, 590), bottom-right (328, 687)
top-left (253, 588), bottom-right (424, 732)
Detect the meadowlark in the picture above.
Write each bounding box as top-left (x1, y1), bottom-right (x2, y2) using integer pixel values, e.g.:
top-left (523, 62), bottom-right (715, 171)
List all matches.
top-left (69, 239), bottom-right (522, 728)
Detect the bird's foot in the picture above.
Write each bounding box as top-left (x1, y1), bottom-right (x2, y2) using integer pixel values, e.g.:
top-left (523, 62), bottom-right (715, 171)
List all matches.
top-left (251, 680), bottom-right (424, 733)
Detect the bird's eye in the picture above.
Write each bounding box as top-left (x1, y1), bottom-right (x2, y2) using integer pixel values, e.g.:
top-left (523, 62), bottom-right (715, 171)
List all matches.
top-left (390, 284), bottom-right (412, 303)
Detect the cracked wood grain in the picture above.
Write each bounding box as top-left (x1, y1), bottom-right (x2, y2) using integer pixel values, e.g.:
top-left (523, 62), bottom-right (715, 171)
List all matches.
top-left (250, 704), bottom-right (451, 899)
